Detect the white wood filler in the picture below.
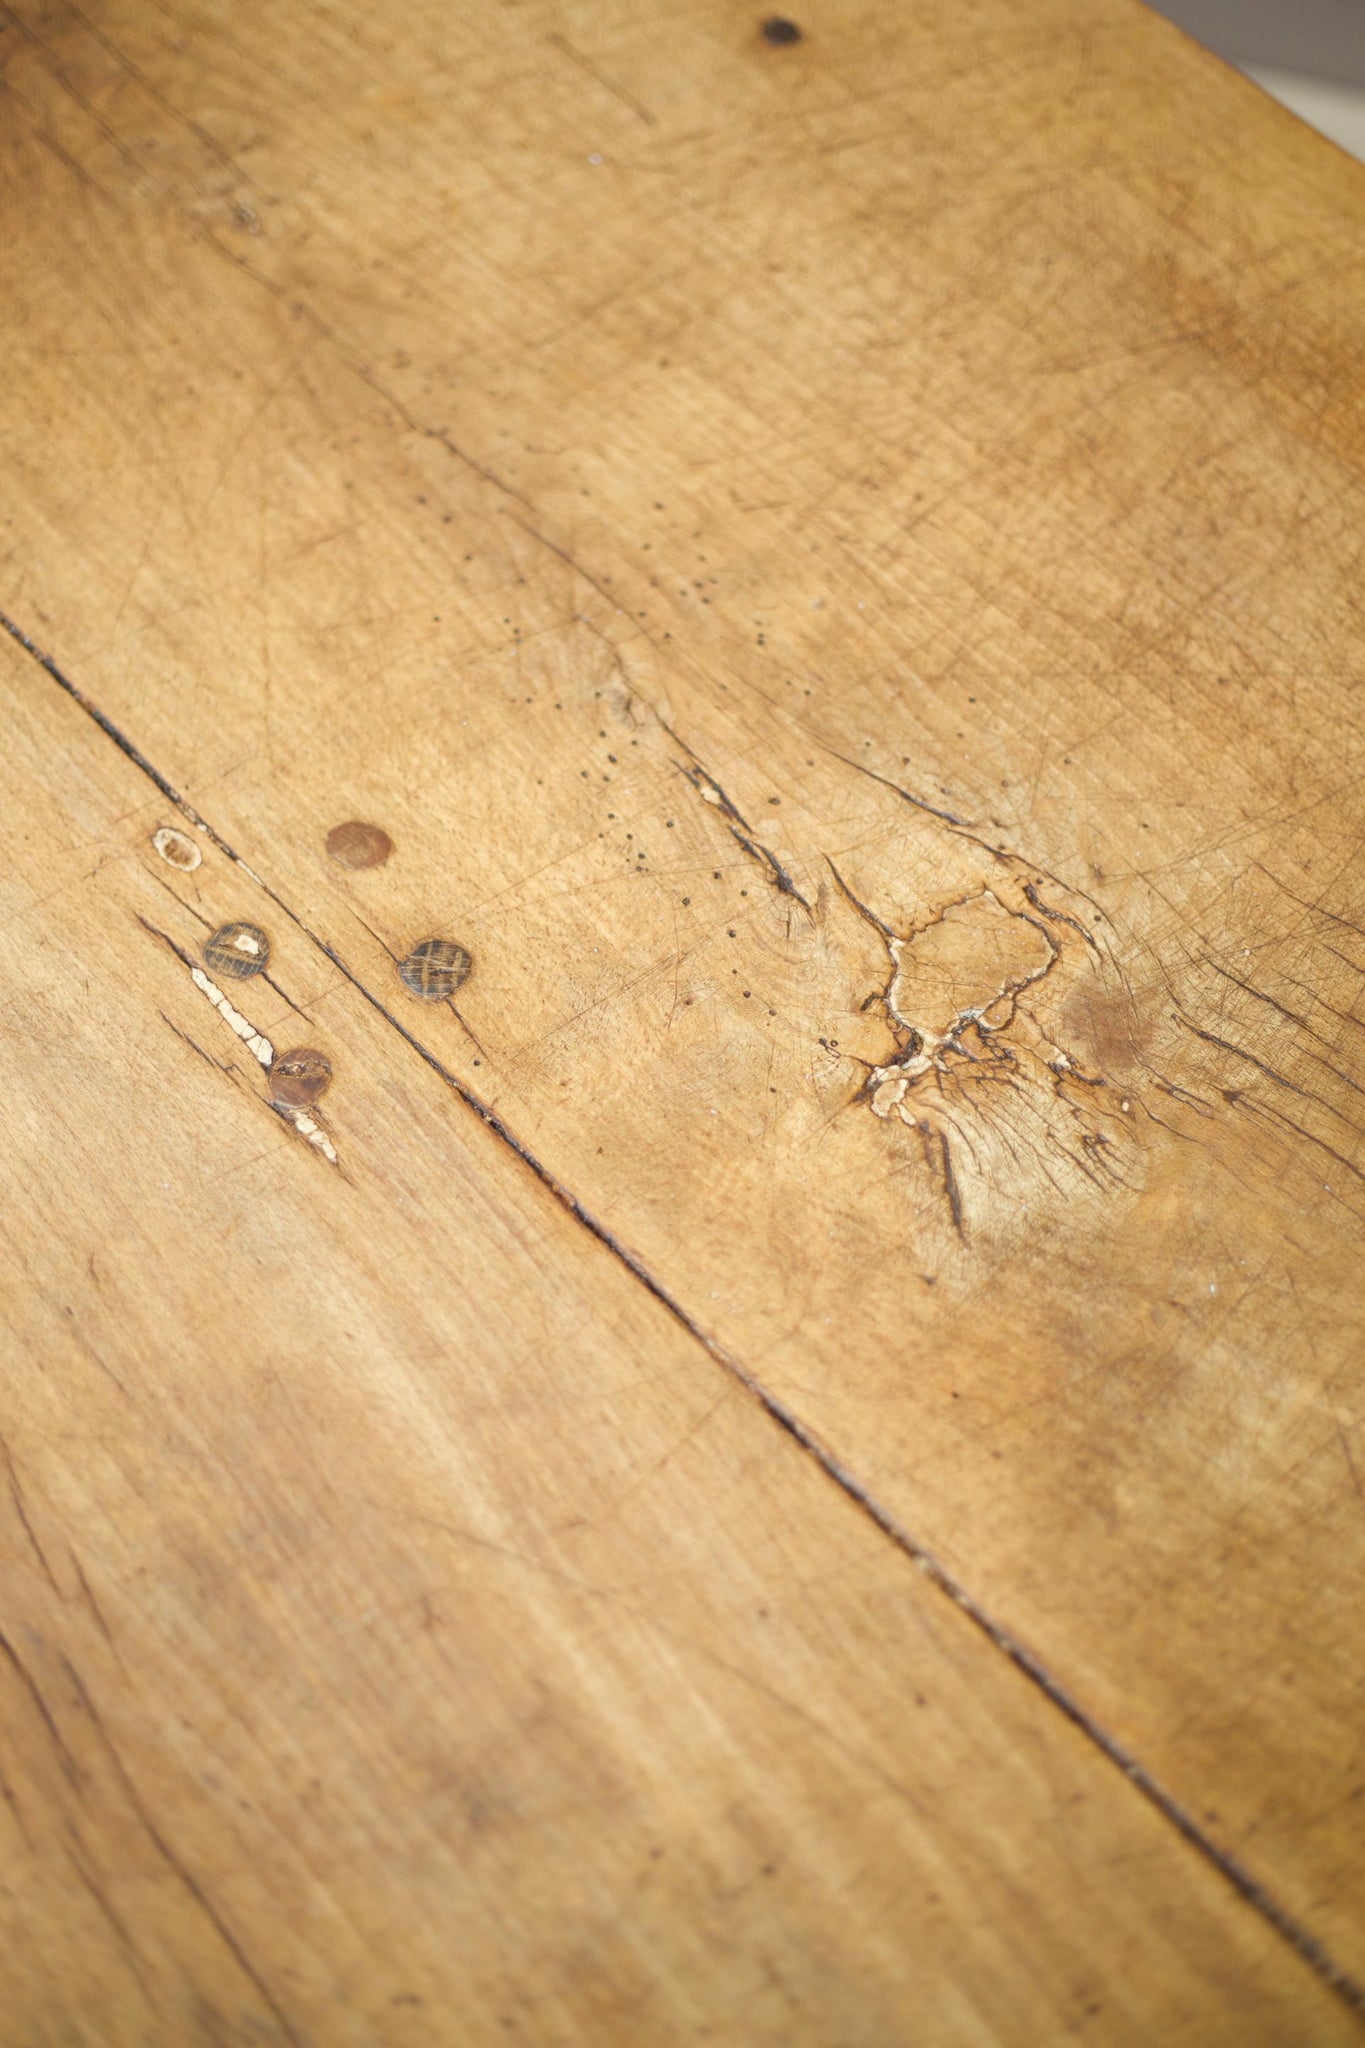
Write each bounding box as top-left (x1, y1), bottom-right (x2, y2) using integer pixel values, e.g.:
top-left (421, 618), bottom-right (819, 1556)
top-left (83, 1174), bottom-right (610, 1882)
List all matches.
top-left (187, 965), bottom-right (337, 1164)
top-left (189, 967), bottom-right (275, 1067)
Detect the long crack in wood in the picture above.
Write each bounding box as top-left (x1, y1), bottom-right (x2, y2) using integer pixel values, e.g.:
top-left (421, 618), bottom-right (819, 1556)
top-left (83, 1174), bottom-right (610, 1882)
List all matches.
top-left (141, 918), bottom-right (338, 1165)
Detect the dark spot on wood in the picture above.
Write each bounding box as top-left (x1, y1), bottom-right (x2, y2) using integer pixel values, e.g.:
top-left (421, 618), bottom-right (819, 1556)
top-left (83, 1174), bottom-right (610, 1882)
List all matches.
top-left (1060, 983), bottom-right (1152, 1084)
top-left (270, 1047), bottom-right (332, 1108)
top-left (327, 819), bottom-right (393, 870)
top-left (204, 922), bottom-right (270, 980)
top-left (399, 937), bottom-right (472, 1001)
top-left (761, 16), bottom-right (802, 44)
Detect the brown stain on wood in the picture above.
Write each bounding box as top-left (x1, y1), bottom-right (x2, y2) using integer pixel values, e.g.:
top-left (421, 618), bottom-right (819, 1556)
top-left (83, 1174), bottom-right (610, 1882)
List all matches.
top-left (269, 1047), bottom-right (332, 1108)
top-left (326, 821), bottom-right (393, 871)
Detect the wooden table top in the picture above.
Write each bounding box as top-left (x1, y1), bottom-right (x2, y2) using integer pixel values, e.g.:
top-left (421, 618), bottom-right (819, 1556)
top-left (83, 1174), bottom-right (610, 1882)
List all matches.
top-left (2, 0), bottom-right (1363, 2040)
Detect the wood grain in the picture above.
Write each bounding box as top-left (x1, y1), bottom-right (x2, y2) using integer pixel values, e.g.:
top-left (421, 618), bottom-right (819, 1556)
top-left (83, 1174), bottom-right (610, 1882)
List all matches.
top-left (2, 0), bottom-right (1364, 2034)
top-left (6, 592), bottom-right (1355, 2045)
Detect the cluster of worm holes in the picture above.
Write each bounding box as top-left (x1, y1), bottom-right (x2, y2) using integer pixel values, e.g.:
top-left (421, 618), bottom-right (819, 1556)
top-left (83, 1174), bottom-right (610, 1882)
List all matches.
top-left (147, 20), bottom-right (792, 1121)
top-left (153, 818), bottom-right (474, 1119)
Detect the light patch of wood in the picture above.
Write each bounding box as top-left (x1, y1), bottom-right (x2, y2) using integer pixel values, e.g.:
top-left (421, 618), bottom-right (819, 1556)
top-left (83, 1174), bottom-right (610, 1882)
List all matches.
top-left (152, 825), bottom-right (201, 872)
top-left (275, 1102), bottom-right (338, 1165)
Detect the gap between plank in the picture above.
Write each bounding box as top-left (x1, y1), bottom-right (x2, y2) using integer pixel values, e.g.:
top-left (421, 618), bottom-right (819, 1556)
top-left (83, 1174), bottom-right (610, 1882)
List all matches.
top-left (4, 607), bottom-right (1362, 2021)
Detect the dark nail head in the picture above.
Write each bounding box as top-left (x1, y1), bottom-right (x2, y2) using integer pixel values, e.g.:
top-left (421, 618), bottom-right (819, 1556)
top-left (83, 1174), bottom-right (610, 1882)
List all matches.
top-left (399, 937), bottom-right (472, 1001)
top-left (271, 1047), bottom-right (333, 1108)
top-left (204, 922), bottom-right (270, 980)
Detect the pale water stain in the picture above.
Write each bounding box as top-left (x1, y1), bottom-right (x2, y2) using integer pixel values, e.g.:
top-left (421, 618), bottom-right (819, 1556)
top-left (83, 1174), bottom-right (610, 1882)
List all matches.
top-left (152, 826), bottom-right (202, 872)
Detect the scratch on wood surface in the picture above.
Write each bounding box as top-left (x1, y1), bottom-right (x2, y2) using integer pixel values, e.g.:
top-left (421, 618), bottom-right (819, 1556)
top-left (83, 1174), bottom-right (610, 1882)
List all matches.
top-left (0, 1433), bottom-right (61, 1599)
top-left (546, 31), bottom-right (655, 126)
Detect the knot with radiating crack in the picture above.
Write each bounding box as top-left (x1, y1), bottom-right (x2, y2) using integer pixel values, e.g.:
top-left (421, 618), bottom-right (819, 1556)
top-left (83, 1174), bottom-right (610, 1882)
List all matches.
top-left (828, 865), bottom-right (1139, 1239)
top-left (867, 888), bottom-right (1057, 1109)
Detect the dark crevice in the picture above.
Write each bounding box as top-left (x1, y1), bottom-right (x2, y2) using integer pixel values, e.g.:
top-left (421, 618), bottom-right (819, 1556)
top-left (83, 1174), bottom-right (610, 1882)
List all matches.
top-left (69, 1554), bottom-right (117, 1655)
top-left (823, 853), bottom-right (898, 941)
top-left (660, 718), bottom-right (812, 909)
top-left (916, 1119), bottom-right (965, 1239)
top-left (1235, 1092), bottom-right (1365, 1201)
top-left (1177, 1009), bottom-right (1320, 1106)
top-left (7, 610), bottom-right (1365, 2018)
top-left (1175, 1010), bottom-right (1365, 1183)
top-left (1204, 956), bottom-right (1365, 1101)
top-left (727, 824), bottom-right (809, 907)
top-left (816, 740), bottom-right (975, 828)
top-left (812, 739), bottom-right (1110, 931)
top-left (64, 1832), bottom-right (156, 2000)
top-left (1023, 878), bottom-right (1101, 956)
top-left (0, 1629), bottom-right (82, 1789)
top-left (1, 612), bottom-right (227, 849)
top-left (158, 1008), bottom-right (236, 1080)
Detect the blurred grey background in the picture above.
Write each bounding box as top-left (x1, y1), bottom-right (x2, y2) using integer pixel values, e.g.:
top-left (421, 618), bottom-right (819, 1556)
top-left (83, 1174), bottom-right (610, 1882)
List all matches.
top-left (1154, 0), bottom-right (1365, 155)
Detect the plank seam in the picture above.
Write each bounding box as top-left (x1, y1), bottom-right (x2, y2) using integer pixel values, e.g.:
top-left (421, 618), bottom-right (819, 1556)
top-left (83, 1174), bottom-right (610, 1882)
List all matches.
top-left (5, 606), bottom-right (1362, 2022)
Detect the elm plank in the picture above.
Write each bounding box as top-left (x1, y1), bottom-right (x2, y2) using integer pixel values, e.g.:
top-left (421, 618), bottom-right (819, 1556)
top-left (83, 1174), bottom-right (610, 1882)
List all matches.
top-left (2, 0), bottom-right (1364, 2027)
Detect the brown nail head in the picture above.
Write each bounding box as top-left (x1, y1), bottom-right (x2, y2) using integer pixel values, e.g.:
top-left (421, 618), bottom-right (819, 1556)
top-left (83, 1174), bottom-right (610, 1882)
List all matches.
top-left (761, 16), bottom-right (802, 44)
top-left (327, 820), bottom-right (393, 870)
top-left (152, 825), bottom-right (202, 872)
top-left (271, 1047), bottom-right (332, 1108)
top-left (399, 937), bottom-right (471, 1001)
top-left (204, 922), bottom-right (270, 980)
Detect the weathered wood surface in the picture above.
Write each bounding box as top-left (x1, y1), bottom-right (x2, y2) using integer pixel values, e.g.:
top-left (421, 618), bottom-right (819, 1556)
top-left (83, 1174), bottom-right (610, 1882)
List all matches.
top-left (2, 0), bottom-right (1364, 2038)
